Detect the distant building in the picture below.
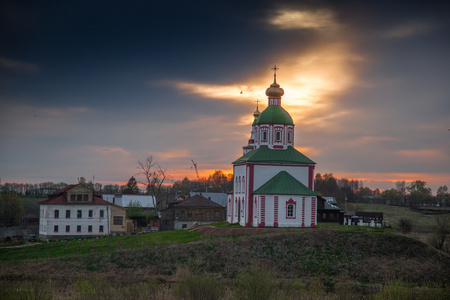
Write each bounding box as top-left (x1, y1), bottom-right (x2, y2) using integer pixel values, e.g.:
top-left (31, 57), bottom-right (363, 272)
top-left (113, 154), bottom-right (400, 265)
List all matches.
top-left (39, 184), bottom-right (131, 240)
top-left (344, 211), bottom-right (384, 227)
top-left (189, 192), bottom-right (227, 207)
top-left (317, 197), bottom-right (344, 224)
top-left (161, 194), bottom-right (226, 230)
top-left (102, 194), bottom-right (156, 209)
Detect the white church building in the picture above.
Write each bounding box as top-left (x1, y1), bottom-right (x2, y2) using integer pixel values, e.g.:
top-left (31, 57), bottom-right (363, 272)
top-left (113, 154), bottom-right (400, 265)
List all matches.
top-left (227, 67), bottom-right (318, 227)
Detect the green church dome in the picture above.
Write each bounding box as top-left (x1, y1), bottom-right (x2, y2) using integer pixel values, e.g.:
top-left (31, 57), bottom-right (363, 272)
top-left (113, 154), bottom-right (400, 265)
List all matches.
top-left (254, 105), bottom-right (293, 125)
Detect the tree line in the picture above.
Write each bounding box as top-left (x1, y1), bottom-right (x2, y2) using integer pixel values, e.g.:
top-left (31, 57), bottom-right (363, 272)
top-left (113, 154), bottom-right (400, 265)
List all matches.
top-left (314, 173), bottom-right (449, 207)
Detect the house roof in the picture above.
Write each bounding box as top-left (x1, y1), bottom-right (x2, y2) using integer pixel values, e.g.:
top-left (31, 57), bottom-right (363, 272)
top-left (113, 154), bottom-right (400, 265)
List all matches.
top-left (254, 105), bottom-right (293, 125)
top-left (39, 194), bottom-right (111, 205)
top-left (172, 194), bottom-right (224, 208)
top-left (232, 146), bottom-right (315, 165)
top-left (39, 183), bottom-right (113, 206)
top-left (253, 171), bottom-right (317, 196)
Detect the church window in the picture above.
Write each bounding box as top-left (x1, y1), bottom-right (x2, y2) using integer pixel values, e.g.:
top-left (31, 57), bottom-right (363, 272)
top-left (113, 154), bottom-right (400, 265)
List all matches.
top-left (288, 132), bottom-right (291, 143)
top-left (287, 205), bottom-right (294, 218)
top-left (242, 176), bottom-right (245, 193)
top-left (262, 131), bottom-right (267, 141)
top-left (276, 131), bottom-right (281, 141)
top-left (286, 199), bottom-right (296, 219)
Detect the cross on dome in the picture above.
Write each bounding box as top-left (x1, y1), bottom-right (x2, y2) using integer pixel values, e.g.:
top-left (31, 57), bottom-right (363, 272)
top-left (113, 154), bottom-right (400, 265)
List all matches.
top-left (271, 65), bottom-right (279, 83)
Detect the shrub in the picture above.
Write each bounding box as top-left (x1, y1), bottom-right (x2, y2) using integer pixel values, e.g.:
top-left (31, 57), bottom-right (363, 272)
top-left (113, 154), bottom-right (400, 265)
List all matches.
top-left (398, 218), bottom-right (412, 234)
top-left (233, 265), bottom-right (277, 300)
top-left (0, 280), bottom-right (53, 300)
top-left (174, 267), bottom-right (225, 300)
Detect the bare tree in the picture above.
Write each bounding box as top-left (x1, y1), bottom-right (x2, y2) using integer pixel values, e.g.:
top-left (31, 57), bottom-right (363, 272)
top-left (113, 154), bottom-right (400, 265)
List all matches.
top-left (137, 156), bottom-right (169, 212)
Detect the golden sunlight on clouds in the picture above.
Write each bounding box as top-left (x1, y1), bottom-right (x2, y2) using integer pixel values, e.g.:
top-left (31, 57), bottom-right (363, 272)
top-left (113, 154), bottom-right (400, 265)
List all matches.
top-left (295, 146), bottom-right (322, 157)
top-left (92, 147), bottom-right (131, 156)
top-left (396, 149), bottom-right (449, 161)
top-left (154, 149), bottom-right (191, 160)
top-left (169, 6), bottom-right (362, 131)
top-left (268, 9), bottom-right (339, 31)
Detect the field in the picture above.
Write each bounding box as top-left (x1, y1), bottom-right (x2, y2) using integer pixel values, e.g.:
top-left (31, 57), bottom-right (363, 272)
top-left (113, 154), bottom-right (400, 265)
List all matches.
top-left (1, 223), bottom-right (449, 299)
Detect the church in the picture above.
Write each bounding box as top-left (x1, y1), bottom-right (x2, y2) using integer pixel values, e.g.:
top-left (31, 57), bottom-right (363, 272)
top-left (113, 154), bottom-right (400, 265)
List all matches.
top-left (227, 67), bottom-right (318, 227)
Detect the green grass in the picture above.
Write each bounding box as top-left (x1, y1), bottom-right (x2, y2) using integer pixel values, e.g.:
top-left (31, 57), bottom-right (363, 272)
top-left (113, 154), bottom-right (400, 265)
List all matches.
top-left (208, 222), bottom-right (244, 228)
top-left (0, 229), bottom-right (205, 262)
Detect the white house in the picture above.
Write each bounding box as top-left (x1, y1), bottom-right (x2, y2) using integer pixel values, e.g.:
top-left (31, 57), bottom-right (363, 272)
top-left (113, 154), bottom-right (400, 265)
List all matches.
top-left (39, 184), bottom-right (128, 240)
top-left (227, 69), bottom-right (317, 227)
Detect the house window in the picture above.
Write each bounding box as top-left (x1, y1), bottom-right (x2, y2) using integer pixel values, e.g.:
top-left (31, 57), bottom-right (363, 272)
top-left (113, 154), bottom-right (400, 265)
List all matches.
top-left (54, 210), bottom-right (59, 218)
top-left (323, 213), bottom-right (327, 219)
top-left (180, 210), bottom-right (185, 218)
top-left (66, 210), bottom-right (71, 218)
top-left (114, 216), bottom-right (123, 225)
top-left (54, 225), bottom-right (58, 232)
top-left (88, 210), bottom-right (93, 218)
top-left (66, 225), bottom-right (70, 232)
top-left (100, 210), bottom-right (104, 218)
top-left (77, 210), bottom-right (82, 218)
top-left (88, 225), bottom-right (92, 233)
top-left (182, 224), bottom-right (187, 228)
top-left (206, 211), bottom-right (210, 220)
top-left (83, 194), bottom-right (88, 201)
top-left (77, 225), bottom-right (81, 232)
top-left (77, 195), bottom-right (82, 202)
top-left (276, 131), bottom-right (281, 141)
top-left (215, 211), bottom-right (219, 220)
top-left (99, 225), bottom-right (104, 233)
top-left (188, 211), bottom-right (192, 218)
top-left (70, 195), bottom-right (76, 201)
top-left (195, 211), bottom-right (199, 219)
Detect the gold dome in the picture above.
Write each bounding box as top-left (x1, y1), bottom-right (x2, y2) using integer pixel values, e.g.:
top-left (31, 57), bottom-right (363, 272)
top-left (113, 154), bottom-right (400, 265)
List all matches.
top-left (265, 81), bottom-right (284, 98)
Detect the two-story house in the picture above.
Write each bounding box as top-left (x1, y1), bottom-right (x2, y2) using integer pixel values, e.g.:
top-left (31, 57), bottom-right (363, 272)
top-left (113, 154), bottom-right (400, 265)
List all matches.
top-left (39, 183), bottom-right (128, 240)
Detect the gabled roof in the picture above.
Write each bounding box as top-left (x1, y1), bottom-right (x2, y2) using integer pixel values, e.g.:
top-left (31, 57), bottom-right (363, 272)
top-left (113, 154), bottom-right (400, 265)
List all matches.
top-left (232, 146), bottom-right (315, 165)
top-left (39, 183), bottom-right (111, 206)
top-left (39, 194), bottom-right (111, 205)
top-left (172, 194), bottom-right (224, 208)
top-left (253, 171), bottom-right (317, 196)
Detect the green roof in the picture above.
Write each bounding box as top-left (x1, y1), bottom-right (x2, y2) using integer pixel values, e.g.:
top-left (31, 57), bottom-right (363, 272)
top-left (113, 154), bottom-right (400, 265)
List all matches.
top-left (254, 105), bottom-right (293, 125)
top-left (253, 171), bottom-right (317, 196)
top-left (232, 146), bottom-right (316, 165)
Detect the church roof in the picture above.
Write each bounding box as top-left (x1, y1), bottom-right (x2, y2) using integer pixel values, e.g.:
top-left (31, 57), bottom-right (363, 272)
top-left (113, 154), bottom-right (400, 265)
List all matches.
top-left (254, 105), bottom-right (293, 125)
top-left (253, 171), bottom-right (317, 196)
top-left (232, 146), bottom-right (315, 165)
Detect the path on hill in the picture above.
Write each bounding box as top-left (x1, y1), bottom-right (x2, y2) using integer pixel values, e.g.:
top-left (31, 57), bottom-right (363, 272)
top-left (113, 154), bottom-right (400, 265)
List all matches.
top-left (191, 225), bottom-right (303, 236)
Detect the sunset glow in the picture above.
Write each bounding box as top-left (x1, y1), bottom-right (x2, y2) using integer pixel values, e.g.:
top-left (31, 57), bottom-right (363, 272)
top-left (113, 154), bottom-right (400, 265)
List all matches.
top-left (1, 1), bottom-right (448, 195)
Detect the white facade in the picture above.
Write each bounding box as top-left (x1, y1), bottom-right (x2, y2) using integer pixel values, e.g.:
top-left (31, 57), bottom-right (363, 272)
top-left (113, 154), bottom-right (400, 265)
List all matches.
top-left (39, 204), bottom-right (111, 239)
top-left (39, 184), bottom-right (128, 240)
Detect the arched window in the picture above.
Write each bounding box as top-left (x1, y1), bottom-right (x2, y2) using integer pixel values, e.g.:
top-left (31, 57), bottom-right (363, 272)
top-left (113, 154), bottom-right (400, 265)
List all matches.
top-left (276, 131), bottom-right (281, 141)
top-left (242, 176), bottom-right (245, 193)
top-left (288, 132), bottom-right (291, 143)
top-left (286, 198), bottom-right (296, 219)
top-left (262, 131), bottom-right (267, 141)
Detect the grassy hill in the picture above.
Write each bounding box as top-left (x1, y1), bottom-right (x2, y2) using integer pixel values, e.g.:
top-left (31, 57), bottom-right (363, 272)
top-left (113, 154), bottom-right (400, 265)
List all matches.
top-left (1, 225), bottom-right (449, 299)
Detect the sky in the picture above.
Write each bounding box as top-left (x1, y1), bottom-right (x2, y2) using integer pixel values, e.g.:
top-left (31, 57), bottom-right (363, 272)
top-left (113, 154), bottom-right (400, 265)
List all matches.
top-left (1, 0), bottom-right (449, 194)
